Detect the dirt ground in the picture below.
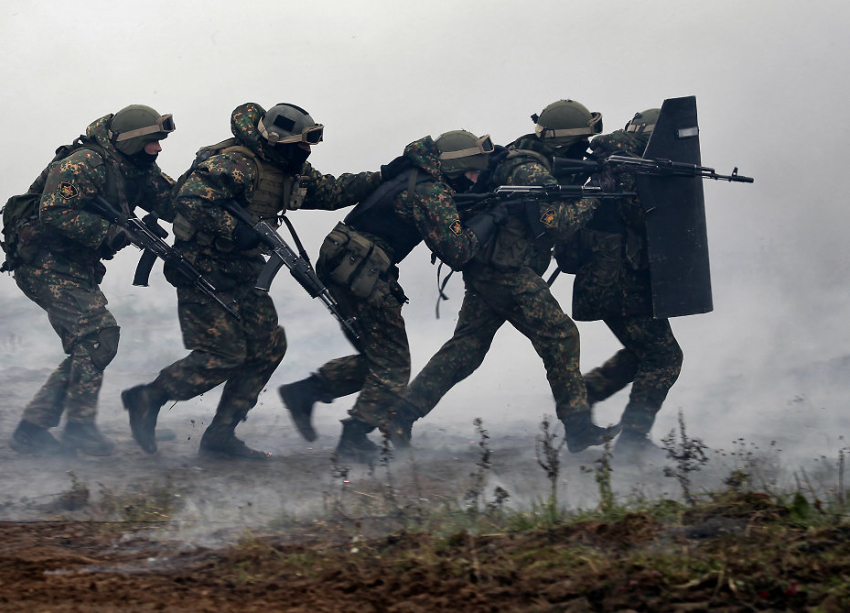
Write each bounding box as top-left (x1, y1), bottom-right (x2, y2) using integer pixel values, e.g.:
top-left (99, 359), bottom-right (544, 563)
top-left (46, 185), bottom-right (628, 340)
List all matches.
top-left (1, 361), bottom-right (848, 612)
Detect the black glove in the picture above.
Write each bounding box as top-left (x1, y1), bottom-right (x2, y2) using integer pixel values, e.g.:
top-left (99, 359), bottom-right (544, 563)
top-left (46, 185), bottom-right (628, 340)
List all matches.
top-left (466, 201), bottom-right (509, 246)
top-left (231, 221), bottom-right (262, 251)
top-left (99, 224), bottom-right (131, 259)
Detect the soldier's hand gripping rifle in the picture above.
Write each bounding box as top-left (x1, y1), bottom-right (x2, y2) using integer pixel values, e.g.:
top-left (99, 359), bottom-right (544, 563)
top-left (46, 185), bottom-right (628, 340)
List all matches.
top-left (89, 196), bottom-right (241, 320)
top-left (455, 184), bottom-right (635, 240)
top-left (221, 201), bottom-right (360, 348)
top-left (552, 155), bottom-right (754, 183)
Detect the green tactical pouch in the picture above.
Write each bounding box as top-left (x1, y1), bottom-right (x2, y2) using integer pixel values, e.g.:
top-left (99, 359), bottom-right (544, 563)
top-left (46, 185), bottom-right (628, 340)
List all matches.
top-left (329, 228), bottom-right (371, 286)
top-left (317, 222), bottom-right (351, 273)
top-left (350, 243), bottom-right (392, 305)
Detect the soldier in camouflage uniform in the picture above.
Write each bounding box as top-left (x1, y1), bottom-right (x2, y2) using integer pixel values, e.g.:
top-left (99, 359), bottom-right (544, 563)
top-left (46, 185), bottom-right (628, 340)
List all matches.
top-left (279, 130), bottom-right (505, 462)
top-left (8, 105), bottom-right (176, 456)
top-left (385, 100), bottom-right (620, 453)
top-left (121, 102), bottom-right (381, 459)
top-left (565, 109), bottom-right (683, 456)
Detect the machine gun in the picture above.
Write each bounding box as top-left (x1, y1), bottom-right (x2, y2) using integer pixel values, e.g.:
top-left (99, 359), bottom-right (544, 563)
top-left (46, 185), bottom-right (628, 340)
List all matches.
top-left (552, 154), bottom-right (754, 184)
top-left (455, 185), bottom-right (634, 239)
top-left (90, 196), bottom-right (240, 320)
top-left (221, 201), bottom-right (360, 348)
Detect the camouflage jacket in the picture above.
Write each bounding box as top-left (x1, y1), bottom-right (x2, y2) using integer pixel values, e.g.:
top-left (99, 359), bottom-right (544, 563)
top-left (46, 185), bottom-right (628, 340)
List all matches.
top-left (350, 135), bottom-right (481, 271)
top-left (171, 102), bottom-right (381, 290)
top-left (570, 129), bottom-right (653, 320)
top-left (473, 135), bottom-right (598, 275)
top-left (22, 115), bottom-right (174, 285)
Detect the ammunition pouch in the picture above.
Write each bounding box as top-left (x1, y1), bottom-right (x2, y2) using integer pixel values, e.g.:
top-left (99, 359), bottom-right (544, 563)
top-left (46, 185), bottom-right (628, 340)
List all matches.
top-left (318, 222), bottom-right (394, 307)
top-left (473, 216), bottom-right (529, 271)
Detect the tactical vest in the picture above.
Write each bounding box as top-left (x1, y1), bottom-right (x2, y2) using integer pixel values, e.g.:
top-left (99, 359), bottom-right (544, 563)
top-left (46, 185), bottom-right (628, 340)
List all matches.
top-left (343, 168), bottom-right (431, 264)
top-left (172, 138), bottom-right (306, 245)
top-left (476, 149), bottom-right (554, 270)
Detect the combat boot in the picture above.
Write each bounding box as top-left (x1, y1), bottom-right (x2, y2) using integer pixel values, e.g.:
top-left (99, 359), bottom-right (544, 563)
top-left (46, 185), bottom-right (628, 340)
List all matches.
top-left (278, 374), bottom-right (332, 442)
top-left (199, 413), bottom-right (271, 460)
top-left (62, 421), bottom-right (115, 456)
top-left (562, 410), bottom-right (621, 453)
top-left (613, 428), bottom-right (665, 462)
top-left (9, 420), bottom-right (72, 456)
top-left (384, 399), bottom-right (421, 449)
top-left (122, 383), bottom-right (168, 454)
top-left (334, 418), bottom-right (379, 464)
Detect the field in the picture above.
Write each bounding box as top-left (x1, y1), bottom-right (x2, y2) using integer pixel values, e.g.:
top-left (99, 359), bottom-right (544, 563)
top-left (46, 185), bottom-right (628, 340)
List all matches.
top-left (1, 360), bottom-right (849, 612)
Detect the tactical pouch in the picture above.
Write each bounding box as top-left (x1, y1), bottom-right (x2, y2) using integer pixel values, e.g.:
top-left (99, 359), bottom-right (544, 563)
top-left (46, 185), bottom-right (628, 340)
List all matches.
top-left (317, 222), bottom-right (351, 272)
top-left (350, 243), bottom-right (392, 305)
top-left (321, 223), bottom-right (393, 307)
top-left (329, 227), bottom-right (370, 286)
top-left (487, 217), bottom-right (529, 271)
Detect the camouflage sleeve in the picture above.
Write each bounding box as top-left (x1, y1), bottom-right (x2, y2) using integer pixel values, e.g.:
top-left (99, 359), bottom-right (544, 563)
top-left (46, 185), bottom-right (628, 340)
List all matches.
top-left (408, 181), bottom-right (479, 269)
top-left (508, 161), bottom-right (597, 240)
top-left (144, 169), bottom-right (177, 222)
top-left (300, 163), bottom-right (382, 211)
top-left (39, 149), bottom-right (111, 249)
top-left (174, 152), bottom-right (256, 238)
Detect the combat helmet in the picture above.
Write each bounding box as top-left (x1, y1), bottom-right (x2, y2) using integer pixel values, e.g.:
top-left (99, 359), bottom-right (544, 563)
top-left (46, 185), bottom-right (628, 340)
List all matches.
top-left (435, 130), bottom-right (494, 178)
top-left (109, 105), bottom-right (175, 155)
top-left (258, 103), bottom-right (324, 146)
top-left (625, 108), bottom-right (660, 147)
top-left (531, 99), bottom-right (602, 148)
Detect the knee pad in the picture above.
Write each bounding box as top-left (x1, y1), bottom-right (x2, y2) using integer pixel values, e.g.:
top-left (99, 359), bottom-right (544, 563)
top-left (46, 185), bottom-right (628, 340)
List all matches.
top-left (81, 326), bottom-right (121, 370)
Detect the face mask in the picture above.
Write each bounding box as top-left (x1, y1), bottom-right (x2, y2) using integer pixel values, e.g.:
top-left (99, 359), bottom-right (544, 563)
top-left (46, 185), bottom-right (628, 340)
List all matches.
top-left (446, 173), bottom-right (475, 194)
top-left (129, 150), bottom-right (159, 167)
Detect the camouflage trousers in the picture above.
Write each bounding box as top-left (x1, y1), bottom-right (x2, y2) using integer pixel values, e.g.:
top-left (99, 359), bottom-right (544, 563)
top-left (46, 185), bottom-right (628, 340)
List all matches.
top-left (583, 316), bottom-right (683, 434)
top-left (152, 284), bottom-right (286, 423)
top-left (14, 266), bottom-right (119, 427)
top-left (403, 263), bottom-right (588, 422)
top-left (315, 282), bottom-right (410, 429)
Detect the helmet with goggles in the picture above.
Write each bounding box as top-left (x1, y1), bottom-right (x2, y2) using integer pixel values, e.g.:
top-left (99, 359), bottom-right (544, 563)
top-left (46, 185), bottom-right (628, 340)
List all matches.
top-left (531, 99), bottom-right (602, 148)
top-left (109, 104), bottom-right (175, 155)
top-left (436, 130), bottom-right (493, 178)
top-left (625, 108), bottom-right (660, 137)
top-left (259, 103), bottom-right (324, 146)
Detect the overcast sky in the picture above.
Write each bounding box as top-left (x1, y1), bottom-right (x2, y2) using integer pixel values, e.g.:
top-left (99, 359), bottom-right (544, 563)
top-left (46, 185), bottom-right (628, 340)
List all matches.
top-left (1, 0), bottom-right (848, 451)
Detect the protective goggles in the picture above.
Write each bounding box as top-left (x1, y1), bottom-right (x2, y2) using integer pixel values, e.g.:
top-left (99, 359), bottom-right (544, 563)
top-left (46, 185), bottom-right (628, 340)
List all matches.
top-left (626, 122), bottom-right (655, 134)
top-left (535, 112), bottom-right (603, 139)
top-left (438, 134), bottom-right (494, 160)
top-left (258, 121), bottom-right (324, 145)
top-left (112, 114), bottom-right (176, 142)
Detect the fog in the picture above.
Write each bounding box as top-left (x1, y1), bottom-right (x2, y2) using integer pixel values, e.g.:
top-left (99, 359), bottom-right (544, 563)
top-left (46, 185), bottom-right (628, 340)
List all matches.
top-left (1, 0), bottom-right (849, 510)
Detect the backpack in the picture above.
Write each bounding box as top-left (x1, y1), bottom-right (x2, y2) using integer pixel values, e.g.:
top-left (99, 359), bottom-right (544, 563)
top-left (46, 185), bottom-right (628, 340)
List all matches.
top-left (0, 139), bottom-right (111, 272)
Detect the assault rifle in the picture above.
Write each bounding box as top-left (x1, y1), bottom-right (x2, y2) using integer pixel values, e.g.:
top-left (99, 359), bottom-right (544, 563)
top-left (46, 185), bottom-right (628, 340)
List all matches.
top-left (221, 201), bottom-right (360, 347)
top-left (90, 196), bottom-right (240, 320)
top-left (552, 155), bottom-right (754, 183)
top-left (455, 185), bottom-right (635, 240)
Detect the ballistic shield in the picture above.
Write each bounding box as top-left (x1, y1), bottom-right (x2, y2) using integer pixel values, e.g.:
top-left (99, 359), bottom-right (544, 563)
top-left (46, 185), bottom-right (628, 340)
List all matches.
top-left (638, 96), bottom-right (713, 318)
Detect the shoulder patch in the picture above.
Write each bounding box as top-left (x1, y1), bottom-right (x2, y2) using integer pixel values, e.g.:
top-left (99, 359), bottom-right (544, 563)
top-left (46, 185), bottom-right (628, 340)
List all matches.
top-left (540, 207), bottom-right (556, 226)
top-left (449, 219), bottom-right (463, 236)
top-left (59, 182), bottom-right (79, 200)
